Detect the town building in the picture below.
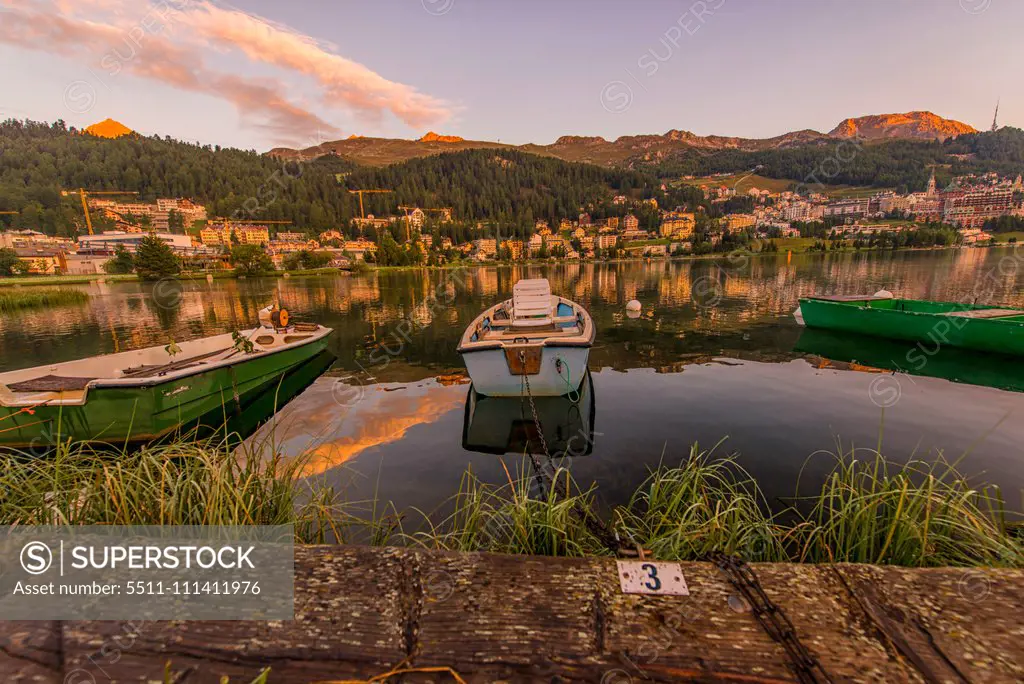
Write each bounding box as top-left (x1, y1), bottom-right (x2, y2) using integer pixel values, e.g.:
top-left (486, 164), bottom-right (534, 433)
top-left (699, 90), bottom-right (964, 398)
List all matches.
top-left (89, 198), bottom-right (206, 232)
top-left (403, 208), bottom-right (426, 232)
top-left (501, 239), bottom-right (524, 260)
top-left (724, 213), bottom-right (756, 230)
top-left (12, 247), bottom-right (63, 274)
top-left (352, 215), bottom-right (395, 231)
top-left (472, 238), bottom-right (497, 259)
top-left (660, 212), bottom-right (695, 238)
top-left (343, 239), bottom-right (378, 261)
top-left (623, 214), bottom-right (639, 231)
top-left (78, 231), bottom-right (196, 255)
top-left (943, 189), bottom-right (1014, 228)
top-left (823, 198), bottom-right (874, 219)
top-left (201, 224), bottom-right (270, 247)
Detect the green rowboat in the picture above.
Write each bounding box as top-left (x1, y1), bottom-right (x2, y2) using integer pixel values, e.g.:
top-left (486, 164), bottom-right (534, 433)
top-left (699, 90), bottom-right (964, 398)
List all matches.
top-left (0, 323), bottom-right (333, 450)
top-left (797, 295), bottom-right (1024, 356)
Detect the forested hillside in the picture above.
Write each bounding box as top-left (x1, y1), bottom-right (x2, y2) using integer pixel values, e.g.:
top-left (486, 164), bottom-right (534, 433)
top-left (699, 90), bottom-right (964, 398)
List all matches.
top-left (642, 128), bottom-right (1024, 191)
top-left (4, 119), bottom-right (1021, 239)
top-left (342, 149), bottom-right (685, 230)
top-left (0, 120), bottom-right (356, 235)
top-left (0, 120), bottom-right (692, 237)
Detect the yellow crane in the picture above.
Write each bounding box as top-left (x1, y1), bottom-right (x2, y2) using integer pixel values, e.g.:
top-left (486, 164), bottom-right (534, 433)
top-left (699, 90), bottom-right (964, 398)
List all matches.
top-left (348, 189), bottom-right (392, 219)
top-left (62, 189), bottom-right (139, 235)
top-left (396, 205), bottom-right (452, 241)
top-left (209, 218), bottom-right (294, 225)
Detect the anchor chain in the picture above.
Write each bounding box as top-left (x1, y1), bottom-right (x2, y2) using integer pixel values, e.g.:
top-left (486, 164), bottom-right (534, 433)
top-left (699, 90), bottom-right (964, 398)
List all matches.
top-left (518, 355), bottom-right (620, 552)
top-left (710, 552), bottom-right (833, 684)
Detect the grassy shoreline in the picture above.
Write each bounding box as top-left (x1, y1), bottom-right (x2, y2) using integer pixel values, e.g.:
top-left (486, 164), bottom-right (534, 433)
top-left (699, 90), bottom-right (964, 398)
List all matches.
top-left (2, 436), bottom-right (1019, 567)
top-left (0, 243), bottom-right (1006, 288)
top-left (0, 287), bottom-right (90, 312)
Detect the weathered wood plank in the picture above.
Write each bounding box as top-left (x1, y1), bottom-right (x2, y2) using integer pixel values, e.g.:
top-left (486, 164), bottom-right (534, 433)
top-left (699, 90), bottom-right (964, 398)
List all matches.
top-left (837, 565), bottom-right (1024, 684)
top-left (0, 620), bottom-right (61, 684)
top-left (0, 548), bottom-right (1021, 683)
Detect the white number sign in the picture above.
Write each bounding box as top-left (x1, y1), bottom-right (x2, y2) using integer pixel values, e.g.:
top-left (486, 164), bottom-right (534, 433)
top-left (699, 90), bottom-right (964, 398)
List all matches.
top-left (616, 560), bottom-right (690, 596)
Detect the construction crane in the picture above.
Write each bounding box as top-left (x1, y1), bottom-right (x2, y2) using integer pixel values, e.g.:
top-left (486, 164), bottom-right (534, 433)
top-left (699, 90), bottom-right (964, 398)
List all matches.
top-left (397, 206), bottom-right (453, 214)
top-left (348, 189), bottom-right (392, 219)
top-left (209, 218), bottom-right (294, 225)
top-left (61, 189), bottom-right (139, 235)
top-left (396, 205), bottom-right (453, 241)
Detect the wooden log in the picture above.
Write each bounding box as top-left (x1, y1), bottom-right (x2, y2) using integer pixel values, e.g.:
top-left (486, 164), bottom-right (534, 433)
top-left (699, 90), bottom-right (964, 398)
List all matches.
top-left (0, 547), bottom-right (1021, 683)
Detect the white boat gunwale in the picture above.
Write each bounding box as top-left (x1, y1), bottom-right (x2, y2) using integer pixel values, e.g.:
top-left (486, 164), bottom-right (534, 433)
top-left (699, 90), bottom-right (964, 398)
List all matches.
top-left (457, 295), bottom-right (595, 353)
top-left (0, 324), bottom-right (333, 408)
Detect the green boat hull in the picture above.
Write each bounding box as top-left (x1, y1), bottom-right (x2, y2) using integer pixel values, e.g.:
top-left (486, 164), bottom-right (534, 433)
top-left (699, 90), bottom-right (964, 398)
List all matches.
top-left (0, 337), bottom-right (330, 451)
top-left (799, 298), bottom-right (1024, 356)
top-left (795, 328), bottom-right (1024, 393)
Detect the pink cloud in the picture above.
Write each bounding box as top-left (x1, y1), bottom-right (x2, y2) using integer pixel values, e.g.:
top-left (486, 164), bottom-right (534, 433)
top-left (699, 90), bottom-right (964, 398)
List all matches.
top-left (0, 0), bottom-right (453, 143)
top-left (181, 2), bottom-right (452, 129)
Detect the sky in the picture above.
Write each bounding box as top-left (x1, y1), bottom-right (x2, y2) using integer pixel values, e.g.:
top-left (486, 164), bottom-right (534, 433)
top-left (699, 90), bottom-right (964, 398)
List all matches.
top-left (0, 0), bottom-right (1020, 151)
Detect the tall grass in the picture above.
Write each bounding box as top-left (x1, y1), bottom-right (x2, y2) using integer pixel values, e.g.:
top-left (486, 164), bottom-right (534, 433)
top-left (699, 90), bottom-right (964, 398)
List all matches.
top-left (402, 464), bottom-right (612, 557)
top-left (793, 448), bottom-right (1022, 567)
top-left (617, 444), bottom-right (788, 562)
top-left (0, 433), bottom-right (343, 543)
top-left (1, 435), bottom-right (1020, 567)
top-left (0, 287), bottom-right (89, 312)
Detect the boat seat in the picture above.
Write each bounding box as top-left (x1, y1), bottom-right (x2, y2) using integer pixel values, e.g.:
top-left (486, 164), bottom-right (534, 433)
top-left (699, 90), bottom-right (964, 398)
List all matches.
top-left (512, 279), bottom-right (554, 326)
top-left (7, 375), bottom-right (96, 392)
top-left (121, 347), bottom-right (231, 378)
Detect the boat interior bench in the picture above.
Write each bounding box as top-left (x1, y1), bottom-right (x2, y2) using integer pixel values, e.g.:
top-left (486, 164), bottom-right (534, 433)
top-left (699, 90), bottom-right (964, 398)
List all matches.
top-left (120, 347), bottom-right (231, 378)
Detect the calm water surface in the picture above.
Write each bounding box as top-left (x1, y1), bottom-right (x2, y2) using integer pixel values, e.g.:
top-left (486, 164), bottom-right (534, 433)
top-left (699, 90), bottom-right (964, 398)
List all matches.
top-left (2, 248), bottom-right (1023, 513)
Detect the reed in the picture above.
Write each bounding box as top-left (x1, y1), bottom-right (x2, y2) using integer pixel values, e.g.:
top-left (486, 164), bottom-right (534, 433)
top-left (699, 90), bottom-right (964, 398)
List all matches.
top-left (616, 444), bottom-right (787, 562)
top-left (0, 287), bottom-right (89, 312)
top-left (792, 448), bottom-right (1023, 567)
top-left (402, 463), bottom-right (612, 557)
top-left (1, 434), bottom-right (1020, 567)
top-left (0, 432), bottom-right (344, 543)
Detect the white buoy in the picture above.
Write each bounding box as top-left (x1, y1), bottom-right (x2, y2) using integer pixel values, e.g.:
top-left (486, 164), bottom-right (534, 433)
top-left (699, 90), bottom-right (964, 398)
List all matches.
top-left (873, 289), bottom-right (894, 299)
top-left (626, 309), bottom-right (641, 319)
top-left (625, 299), bottom-right (641, 312)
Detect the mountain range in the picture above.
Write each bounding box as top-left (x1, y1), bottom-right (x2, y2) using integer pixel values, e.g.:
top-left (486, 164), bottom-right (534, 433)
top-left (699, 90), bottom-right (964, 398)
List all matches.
top-left (268, 111), bottom-right (978, 168)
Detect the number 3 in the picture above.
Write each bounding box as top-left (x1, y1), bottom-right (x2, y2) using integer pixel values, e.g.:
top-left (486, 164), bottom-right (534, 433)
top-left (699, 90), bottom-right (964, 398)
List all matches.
top-left (641, 563), bottom-right (661, 591)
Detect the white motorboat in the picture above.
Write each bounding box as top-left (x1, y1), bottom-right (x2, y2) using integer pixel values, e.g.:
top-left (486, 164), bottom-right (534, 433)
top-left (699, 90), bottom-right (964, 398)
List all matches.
top-left (457, 278), bottom-right (594, 397)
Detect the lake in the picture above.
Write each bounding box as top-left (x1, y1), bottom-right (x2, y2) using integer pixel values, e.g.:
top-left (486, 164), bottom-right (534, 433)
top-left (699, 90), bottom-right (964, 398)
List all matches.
top-left (3, 247), bottom-right (1024, 515)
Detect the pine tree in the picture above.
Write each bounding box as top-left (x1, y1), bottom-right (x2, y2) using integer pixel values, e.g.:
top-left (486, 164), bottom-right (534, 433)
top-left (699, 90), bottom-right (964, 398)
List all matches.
top-left (133, 235), bottom-right (180, 280)
top-left (103, 245), bottom-right (135, 274)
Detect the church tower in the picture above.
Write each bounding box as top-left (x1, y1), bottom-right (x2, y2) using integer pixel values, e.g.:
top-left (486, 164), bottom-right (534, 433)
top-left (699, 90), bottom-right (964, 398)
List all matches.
top-left (991, 99), bottom-right (1000, 132)
top-left (926, 168), bottom-right (937, 196)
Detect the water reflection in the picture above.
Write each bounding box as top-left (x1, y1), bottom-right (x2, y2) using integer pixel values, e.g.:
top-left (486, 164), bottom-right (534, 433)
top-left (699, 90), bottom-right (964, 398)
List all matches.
top-left (795, 328), bottom-right (1024, 394)
top-left (5, 249), bottom-right (1024, 378)
top-left (4, 250), bottom-right (1024, 515)
top-left (462, 373), bottom-right (596, 456)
